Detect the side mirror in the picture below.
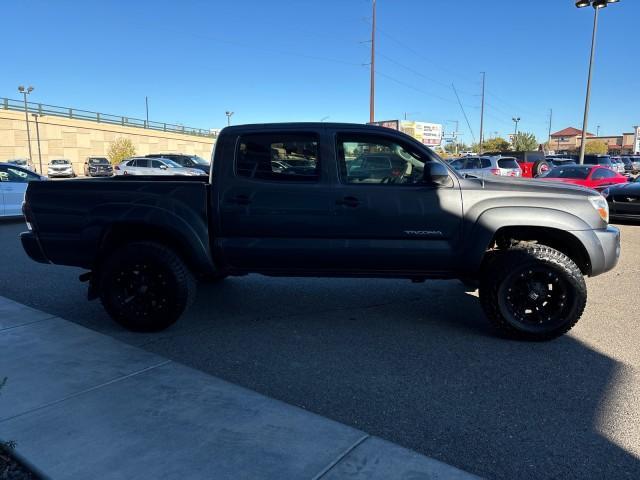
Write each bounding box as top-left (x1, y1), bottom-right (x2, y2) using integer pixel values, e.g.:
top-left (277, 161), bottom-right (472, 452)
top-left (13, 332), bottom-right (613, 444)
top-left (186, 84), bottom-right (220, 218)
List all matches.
top-left (423, 162), bottom-right (452, 186)
top-left (160, 165), bottom-right (168, 170)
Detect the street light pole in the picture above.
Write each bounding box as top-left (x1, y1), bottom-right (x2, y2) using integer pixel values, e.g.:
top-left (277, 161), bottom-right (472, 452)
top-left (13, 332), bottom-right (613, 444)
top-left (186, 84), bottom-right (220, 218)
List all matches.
top-left (145, 96), bottom-right (149, 128)
top-left (512, 116), bottom-right (521, 148)
top-left (18, 85), bottom-right (34, 164)
top-left (369, 0), bottom-right (376, 124)
top-left (225, 111), bottom-right (234, 126)
top-left (32, 114), bottom-right (44, 175)
top-left (576, 0), bottom-right (620, 163)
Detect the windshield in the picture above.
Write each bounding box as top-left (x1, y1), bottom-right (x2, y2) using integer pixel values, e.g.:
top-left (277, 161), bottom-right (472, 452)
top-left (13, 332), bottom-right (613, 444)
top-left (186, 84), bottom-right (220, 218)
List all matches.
top-left (190, 155), bottom-right (210, 165)
top-left (51, 159), bottom-right (69, 165)
top-left (88, 158), bottom-right (109, 164)
top-left (543, 167), bottom-right (591, 179)
top-left (163, 159), bottom-right (183, 168)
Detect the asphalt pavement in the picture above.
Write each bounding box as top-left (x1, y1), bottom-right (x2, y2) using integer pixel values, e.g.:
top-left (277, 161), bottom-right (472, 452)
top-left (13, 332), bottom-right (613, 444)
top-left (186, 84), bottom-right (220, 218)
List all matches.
top-left (1, 218), bottom-right (639, 479)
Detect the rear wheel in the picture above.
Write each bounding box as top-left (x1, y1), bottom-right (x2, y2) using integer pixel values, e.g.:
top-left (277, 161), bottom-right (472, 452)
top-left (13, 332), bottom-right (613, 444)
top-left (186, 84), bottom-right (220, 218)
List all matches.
top-left (99, 242), bottom-right (196, 332)
top-left (479, 244), bottom-right (586, 341)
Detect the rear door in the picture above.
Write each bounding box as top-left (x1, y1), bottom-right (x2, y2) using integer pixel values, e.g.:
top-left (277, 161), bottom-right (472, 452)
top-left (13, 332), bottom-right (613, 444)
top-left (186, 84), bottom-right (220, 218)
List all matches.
top-left (216, 129), bottom-right (337, 270)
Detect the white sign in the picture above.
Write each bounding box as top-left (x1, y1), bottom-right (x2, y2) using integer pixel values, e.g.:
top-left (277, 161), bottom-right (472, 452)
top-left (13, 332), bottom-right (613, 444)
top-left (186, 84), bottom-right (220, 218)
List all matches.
top-left (634, 126), bottom-right (640, 154)
top-left (398, 121), bottom-right (443, 146)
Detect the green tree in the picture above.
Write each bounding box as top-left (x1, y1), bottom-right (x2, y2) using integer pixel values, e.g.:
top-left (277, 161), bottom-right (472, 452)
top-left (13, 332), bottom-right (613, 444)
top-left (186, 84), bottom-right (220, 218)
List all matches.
top-left (512, 132), bottom-right (538, 152)
top-left (584, 140), bottom-right (608, 155)
top-left (482, 137), bottom-right (511, 152)
top-left (107, 137), bottom-right (136, 165)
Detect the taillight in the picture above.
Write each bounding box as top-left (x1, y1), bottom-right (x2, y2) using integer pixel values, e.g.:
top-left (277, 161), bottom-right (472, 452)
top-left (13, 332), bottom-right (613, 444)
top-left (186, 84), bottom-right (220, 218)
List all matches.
top-left (490, 169), bottom-right (500, 176)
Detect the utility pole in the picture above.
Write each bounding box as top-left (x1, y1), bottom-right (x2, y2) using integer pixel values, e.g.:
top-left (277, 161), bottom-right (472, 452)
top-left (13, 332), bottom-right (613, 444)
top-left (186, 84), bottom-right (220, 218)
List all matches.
top-left (145, 96), bottom-right (149, 128)
top-left (479, 72), bottom-right (485, 154)
top-left (596, 125), bottom-right (601, 136)
top-left (547, 108), bottom-right (553, 153)
top-left (18, 85), bottom-right (34, 164)
top-left (369, 0), bottom-right (376, 124)
top-left (32, 114), bottom-right (44, 175)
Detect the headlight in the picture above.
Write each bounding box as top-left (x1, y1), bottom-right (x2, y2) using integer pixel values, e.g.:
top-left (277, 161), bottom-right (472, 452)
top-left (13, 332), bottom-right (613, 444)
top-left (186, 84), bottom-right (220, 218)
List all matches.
top-left (589, 195), bottom-right (609, 223)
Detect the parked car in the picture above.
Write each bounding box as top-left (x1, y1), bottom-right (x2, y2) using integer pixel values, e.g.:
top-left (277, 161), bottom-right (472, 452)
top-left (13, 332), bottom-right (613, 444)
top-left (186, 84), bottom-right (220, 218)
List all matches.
top-left (84, 157), bottom-right (114, 177)
top-left (47, 159), bottom-right (76, 178)
top-left (114, 157), bottom-right (208, 176)
top-left (21, 122), bottom-right (620, 341)
top-left (449, 155), bottom-right (521, 178)
top-left (539, 165), bottom-right (628, 190)
top-left (621, 156), bottom-right (640, 174)
top-left (145, 153), bottom-right (210, 173)
top-left (609, 157), bottom-right (626, 174)
top-left (546, 155), bottom-right (577, 167)
top-left (0, 163), bottom-right (45, 217)
top-left (347, 152), bottom-right (418, 182)
top-left (7, 158), bottom-right (36, 171)
top-left (602, 177), bottom-right (640, 221)
top-left (483, 151), bottom-right (549, 178)
top-left (582, 154), bottom-right (614, 170)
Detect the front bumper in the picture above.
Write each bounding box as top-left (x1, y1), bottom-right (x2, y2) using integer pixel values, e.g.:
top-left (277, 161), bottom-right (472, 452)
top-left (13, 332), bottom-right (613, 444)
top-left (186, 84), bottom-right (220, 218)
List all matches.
top-left (20, 232), bottom-right (50, 264)
top-left (572, 226), bottom-right (620, 277)
top-left (48, 171), bottom-right (74, 177)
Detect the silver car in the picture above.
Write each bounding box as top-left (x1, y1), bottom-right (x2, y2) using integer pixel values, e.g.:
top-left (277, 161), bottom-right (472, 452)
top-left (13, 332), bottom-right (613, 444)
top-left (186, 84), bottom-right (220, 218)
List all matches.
top-left (449, 155), bottom-right (522, 178)
top-left (114, 157), bottom-right (208, 177)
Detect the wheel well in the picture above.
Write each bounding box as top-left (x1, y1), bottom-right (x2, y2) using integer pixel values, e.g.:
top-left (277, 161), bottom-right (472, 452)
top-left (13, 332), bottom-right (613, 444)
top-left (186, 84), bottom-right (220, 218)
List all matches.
top-left (95, 224), bottom-right (208, 276)
top-left (490, 226), bottom-right (591, 275)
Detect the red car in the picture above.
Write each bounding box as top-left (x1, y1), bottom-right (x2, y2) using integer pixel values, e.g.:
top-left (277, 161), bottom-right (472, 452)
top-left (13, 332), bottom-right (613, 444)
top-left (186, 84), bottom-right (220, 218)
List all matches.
top-left (540, 165), bottom-right (628, 190)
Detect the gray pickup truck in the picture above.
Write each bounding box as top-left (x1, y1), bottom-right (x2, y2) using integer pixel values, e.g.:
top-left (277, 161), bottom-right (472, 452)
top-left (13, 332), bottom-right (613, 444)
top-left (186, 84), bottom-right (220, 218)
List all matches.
top-left (21, 123), bottom-right (620, 340)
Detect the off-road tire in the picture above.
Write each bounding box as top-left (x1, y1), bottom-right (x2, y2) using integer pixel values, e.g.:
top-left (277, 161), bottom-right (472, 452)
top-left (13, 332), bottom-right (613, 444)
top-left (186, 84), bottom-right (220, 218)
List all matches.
top-left (479, 244), bottom-right (587, 341)
top-left (99, 242), bottom-right (196, 332)
top-left (532, 160), bottom-right (550, 177)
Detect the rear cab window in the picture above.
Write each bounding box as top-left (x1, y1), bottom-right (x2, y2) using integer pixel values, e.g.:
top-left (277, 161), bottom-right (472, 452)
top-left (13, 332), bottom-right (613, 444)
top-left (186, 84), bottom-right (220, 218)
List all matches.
top-left (235, 133), bottom-right (320, 182)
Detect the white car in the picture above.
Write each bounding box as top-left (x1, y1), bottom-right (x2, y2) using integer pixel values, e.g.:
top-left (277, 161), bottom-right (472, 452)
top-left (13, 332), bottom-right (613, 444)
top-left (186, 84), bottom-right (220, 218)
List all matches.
top-left (114, 157), bottom-right (208, 176)
top-left (48, 159), bottom-right (76, 178)
top-left (0, 163), bottom-right (46, 217)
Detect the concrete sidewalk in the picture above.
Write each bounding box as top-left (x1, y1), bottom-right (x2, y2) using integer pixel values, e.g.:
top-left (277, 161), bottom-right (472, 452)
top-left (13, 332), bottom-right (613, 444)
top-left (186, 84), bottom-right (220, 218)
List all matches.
top-left (0, 296), bottom-right (479, 479)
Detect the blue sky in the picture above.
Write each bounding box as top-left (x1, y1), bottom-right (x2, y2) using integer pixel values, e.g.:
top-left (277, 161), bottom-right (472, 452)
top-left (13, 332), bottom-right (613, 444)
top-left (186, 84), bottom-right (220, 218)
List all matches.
top-left (2, 0), bottom-right (638, 144)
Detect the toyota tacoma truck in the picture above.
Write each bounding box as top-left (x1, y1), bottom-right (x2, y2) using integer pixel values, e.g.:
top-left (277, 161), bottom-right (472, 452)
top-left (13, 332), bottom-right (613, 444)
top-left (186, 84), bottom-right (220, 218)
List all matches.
top-left (20, 123), bottom-right (621, 340)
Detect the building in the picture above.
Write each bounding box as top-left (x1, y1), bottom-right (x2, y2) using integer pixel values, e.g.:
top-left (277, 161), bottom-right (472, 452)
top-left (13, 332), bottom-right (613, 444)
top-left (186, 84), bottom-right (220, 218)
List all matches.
top-left (550, 126), bottom-right (640, 155)
top-left (370, 120), bottom-right (443, 147)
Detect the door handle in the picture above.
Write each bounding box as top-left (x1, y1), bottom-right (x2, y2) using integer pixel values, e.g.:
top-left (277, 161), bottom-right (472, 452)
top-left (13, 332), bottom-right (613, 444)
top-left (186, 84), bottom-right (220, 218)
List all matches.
top-left (336, 196), bottom-right (360, 207)
top-left (230, 194), bottom-right (251, 206)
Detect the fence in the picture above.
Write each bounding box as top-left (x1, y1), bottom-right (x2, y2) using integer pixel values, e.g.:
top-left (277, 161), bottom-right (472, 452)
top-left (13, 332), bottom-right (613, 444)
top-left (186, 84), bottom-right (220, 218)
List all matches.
top-left (2, 97), bottom-right (216, 138)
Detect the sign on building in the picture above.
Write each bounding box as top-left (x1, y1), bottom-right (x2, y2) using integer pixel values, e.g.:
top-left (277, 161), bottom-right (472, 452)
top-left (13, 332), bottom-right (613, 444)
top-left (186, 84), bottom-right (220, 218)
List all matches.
top-left (634, 126), bottom-right (640, 154)
top-left (371, 120), bottom-right (443, 146)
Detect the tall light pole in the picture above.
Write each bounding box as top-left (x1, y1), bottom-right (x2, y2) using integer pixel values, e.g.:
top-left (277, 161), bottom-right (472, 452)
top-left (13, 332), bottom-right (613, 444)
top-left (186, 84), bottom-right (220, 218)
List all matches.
top-left (512, 116), bottom-right (521, 148)
top-left (225, 111), bottom-right (234, 126)
top-left (145, 96), bottom-right (149, 128)
top-left (31, 114), bottom-right (45, 175)
top-left (369, 0), bottom-right (376, 124)
top-left (576, 0), bottom-right (620, 164)
top-left (596, 124), bottom-right (601, 136)
top-left (18, 85), bottom-right (34, 164)
top-left (479, 72), bottom-right (485, 154)
top-left (447, 120), bottom-right (460, 155)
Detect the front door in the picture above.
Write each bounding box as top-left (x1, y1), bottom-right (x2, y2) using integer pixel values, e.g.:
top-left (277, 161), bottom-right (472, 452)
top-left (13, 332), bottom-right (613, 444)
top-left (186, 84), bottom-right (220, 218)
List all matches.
top-left (326, 131), bottom-right (463, 273)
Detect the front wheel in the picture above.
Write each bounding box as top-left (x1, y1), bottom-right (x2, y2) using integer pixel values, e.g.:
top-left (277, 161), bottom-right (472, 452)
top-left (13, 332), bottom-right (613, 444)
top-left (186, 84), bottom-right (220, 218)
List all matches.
top-left (479, 244), bottom-right (587, 341)
top-left (99, 242), bottom-right (196, 332)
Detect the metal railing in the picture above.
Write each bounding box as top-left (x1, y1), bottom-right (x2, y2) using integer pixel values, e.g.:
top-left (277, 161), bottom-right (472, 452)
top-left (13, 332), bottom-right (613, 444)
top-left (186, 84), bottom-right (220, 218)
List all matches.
top-left (1, 97), bottom-right (216, 138)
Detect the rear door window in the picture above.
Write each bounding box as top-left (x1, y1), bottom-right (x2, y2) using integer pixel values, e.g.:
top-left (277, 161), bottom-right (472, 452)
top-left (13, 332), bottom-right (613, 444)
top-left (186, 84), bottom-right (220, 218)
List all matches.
top-left (236, 133), bottom-right (320, 181)
top-left (481, 158), bottom-right (492, 168)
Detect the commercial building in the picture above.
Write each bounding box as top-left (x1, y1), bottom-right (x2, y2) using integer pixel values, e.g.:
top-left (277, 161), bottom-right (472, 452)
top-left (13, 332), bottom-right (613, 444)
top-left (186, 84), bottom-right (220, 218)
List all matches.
top-left (550, 126), bottom-right (640, 155)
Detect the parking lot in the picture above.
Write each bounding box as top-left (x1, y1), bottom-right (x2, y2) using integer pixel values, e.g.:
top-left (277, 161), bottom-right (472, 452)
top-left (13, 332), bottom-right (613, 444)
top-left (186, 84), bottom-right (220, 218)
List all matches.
top-left (1, 218), bottom-right (639, 479)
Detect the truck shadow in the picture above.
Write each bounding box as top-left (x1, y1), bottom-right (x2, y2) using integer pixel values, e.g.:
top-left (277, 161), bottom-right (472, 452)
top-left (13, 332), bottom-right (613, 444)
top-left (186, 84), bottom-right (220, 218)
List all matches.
top-left (158, 276), bottom-right (640, 480)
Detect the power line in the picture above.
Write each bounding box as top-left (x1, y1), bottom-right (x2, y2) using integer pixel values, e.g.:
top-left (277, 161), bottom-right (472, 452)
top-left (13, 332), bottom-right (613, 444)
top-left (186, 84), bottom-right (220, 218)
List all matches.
top-left (452, 83), bottom-right (476, 143)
